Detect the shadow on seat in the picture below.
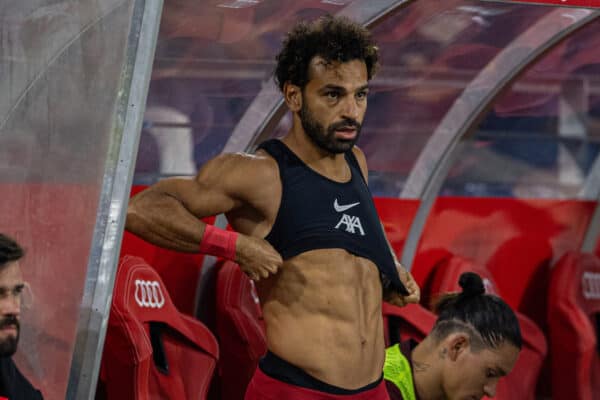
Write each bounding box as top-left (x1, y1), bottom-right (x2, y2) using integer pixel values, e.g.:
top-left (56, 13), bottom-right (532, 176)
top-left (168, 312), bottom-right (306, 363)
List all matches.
top-left (548, 252), bottom-right (600, 400)
top-left (99, 255), bottom-right (219, 400)
top-left (486, 236), bottom-right (553, 331)
top-left (214, 260), bottom-right (267, 400)
top-left (382, 302), bottom-right (436, 347)
top-left (425, 255), bottom-right (547, 400)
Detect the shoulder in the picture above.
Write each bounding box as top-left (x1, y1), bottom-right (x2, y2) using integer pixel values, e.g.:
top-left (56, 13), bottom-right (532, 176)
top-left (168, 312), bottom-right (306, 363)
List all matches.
top-left (351, 146), bottom-right (369, 182)
top-left (218, 151), bottom-right (279, 178)
top-left (196, 151), bottom-right (280, 194)
top-left (1, 358), bottom-right (43, 399)
top-left (199, 152), bottom-right (277, 177)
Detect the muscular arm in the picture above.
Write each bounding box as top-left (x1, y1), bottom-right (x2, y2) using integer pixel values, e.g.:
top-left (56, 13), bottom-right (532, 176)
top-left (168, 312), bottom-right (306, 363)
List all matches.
top-left (126, 180), bottom-right (223, 252)
top-left (126, 152), bottom-right (283, 280)
top-left (126, 154), bottom-right (245, 252)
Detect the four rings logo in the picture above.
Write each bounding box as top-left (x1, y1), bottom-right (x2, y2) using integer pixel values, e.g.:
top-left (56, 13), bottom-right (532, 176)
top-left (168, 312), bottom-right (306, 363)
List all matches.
top-left (134, 279), bottom-right (165, 308)
top-left (582, 272), bottom-right (600, 300)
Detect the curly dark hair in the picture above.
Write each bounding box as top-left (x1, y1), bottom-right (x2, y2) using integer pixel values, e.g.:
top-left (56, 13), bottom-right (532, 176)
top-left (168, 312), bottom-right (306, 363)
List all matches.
top-left (274, 15), bottom-right (379, 91)
top-left (0, 233), bottom-right (23, 267)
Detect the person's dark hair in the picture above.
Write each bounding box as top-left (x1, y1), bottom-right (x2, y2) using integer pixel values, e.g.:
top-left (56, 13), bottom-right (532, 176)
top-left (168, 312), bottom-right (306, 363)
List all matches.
top-left (274, 15), bottom-right (379, 91)
top-left (0, 234), bottom-right (24, 267)
top-left (431, 272), bottom-right (522, 350)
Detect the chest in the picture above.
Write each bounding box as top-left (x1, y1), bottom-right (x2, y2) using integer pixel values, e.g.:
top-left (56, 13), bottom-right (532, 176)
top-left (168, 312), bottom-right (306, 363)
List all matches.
top-left (276, 165), bottom-right (379, 236)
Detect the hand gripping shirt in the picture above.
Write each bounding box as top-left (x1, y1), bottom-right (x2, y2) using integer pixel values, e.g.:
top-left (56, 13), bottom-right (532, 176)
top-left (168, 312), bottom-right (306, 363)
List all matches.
top-left (257, 139), bottom-right (407, 295)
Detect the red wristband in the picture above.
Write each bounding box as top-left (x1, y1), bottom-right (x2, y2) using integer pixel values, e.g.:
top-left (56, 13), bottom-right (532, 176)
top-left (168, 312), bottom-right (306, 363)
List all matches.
top-left (199, 224), bottom-right (238, 261)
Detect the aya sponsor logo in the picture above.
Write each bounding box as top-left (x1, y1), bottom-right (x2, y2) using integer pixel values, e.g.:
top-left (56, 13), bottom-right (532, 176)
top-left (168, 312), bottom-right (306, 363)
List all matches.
top-left (333, 198), bottom-right (365, 236)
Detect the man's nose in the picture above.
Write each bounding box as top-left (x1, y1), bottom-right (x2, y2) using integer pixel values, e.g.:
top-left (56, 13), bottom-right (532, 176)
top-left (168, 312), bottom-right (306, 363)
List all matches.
top-left (340, 97), bottom-right (360, 120)
top-left (1, 295), bottom-right (21, 315)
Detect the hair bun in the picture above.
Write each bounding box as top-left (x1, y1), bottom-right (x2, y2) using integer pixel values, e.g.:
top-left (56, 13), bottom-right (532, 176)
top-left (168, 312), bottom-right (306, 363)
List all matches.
top-left (458, 272), bottom-right (485, 298)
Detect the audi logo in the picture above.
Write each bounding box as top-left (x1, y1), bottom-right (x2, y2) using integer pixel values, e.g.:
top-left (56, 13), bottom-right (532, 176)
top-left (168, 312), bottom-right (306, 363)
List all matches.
top-left (582, 272), bottom-right (600, 300)
top-left (134, 280), bottom-right (165, 309)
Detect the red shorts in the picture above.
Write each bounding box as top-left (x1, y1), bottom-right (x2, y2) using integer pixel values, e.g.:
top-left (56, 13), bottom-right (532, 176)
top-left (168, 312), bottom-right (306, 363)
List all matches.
top-left (244, 367), bottom-right (390, 400)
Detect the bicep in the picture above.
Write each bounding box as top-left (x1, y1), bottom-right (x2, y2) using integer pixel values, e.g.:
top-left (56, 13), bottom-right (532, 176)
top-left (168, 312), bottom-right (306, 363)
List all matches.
top-left (165, 177), bottom-right (239, 219)
top-left (139, 156), bottom-right (244, 219)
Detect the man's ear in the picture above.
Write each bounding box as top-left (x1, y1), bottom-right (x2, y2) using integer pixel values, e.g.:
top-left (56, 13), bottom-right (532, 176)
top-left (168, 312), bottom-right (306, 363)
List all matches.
top-left (446, 332), bottom-right (470, 362)
top-left (283, 82), bottom-right (302, 112)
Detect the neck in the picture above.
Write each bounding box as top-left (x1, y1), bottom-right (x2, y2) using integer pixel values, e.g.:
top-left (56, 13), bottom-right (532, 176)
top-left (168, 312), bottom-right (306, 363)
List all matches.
top-left (283, 120), bottom-right (347, 170)
top-left (411, 338), bottom-right (446, 400)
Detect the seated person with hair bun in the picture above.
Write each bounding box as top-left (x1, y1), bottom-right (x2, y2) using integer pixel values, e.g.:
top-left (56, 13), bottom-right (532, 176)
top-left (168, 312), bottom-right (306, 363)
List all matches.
top-left (384, 272), bottom-right (521, 400)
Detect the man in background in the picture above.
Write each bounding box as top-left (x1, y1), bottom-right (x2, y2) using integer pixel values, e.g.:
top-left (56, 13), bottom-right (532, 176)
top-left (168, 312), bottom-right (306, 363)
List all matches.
top-left (0, 234), bottom-right (43, 400)
top-left (384, 272), bottom-right (521, 400)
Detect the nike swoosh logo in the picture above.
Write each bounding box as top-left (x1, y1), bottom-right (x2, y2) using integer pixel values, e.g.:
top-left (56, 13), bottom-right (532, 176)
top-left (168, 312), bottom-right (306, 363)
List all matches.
top-left (334, 198), bottom-right (360, 213)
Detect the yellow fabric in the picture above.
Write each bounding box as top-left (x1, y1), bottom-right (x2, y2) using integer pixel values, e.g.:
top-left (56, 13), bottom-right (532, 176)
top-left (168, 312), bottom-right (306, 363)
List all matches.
top-left (383, 344), bottom-right (416, 400)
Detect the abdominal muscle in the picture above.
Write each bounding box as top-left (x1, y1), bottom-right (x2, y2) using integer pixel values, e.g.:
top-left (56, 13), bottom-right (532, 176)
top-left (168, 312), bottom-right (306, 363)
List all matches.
top-left (256, 248), bottom-right (386, 390)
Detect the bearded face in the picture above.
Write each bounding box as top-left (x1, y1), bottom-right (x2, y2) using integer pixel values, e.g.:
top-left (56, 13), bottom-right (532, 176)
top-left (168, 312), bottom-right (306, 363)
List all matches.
top-left (0, 261), bottom-right (24, 358)
top-left (299, 97), bottom-right (362, 154)
top-left (0, 314), bottom-right (19, 357)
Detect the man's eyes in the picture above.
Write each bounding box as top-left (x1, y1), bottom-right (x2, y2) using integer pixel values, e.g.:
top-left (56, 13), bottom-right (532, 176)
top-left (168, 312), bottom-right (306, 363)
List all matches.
top-left (0, 284), bottom-right (25, 298)
top-left (324, 91), bottom-right (368, 100)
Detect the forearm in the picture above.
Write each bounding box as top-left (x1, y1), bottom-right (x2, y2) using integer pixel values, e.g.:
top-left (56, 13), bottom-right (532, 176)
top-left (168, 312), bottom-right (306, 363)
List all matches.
top-left (126, 190), bottom-right (207, 253)
top-left (126, 192), bottom-right (283, 283)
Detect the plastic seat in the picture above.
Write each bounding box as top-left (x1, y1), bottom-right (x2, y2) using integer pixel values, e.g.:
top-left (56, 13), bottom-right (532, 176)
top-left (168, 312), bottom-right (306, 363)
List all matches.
top-left (119, 199), bottom-right (214, 316)
top-left (382, 302), bottom-right (437, 347)
top-left (547, 252), bottom-right (600, 400)
top-left (426, 255), bottom-right (547, 400)
top-left (100, 255), bottom-right (218, 400)
top-left (486, 236), bottom-right (553, 328)
top-left (411, 247), bottom-right (453, 308)
top-left (214, 261), bottom-right (267, 400)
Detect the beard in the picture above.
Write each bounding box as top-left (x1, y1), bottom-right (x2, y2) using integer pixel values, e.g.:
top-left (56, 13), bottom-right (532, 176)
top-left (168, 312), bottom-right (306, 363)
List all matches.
top-left (299, 102), bottom-right (361, 154)
top-left (0, 316), bottom-right (19, 357)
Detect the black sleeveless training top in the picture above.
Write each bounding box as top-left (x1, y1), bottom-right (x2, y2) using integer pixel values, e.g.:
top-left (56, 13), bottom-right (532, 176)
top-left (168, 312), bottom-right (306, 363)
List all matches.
top-left (257, 139), bottom-right (407, 295)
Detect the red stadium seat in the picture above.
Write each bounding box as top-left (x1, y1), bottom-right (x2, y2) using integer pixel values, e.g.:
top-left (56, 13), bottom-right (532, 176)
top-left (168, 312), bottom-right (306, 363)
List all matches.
top-left (411, 247), bottom-right (453, 308)
top-left (382, 302), bottom-right (436, 347)
top-left (119, 186), bottom-right (216, 317)
top-left (548, 252), bottom-right (600, 400)
top-left (100, 256), bottom-right (219, 400)
top-left (425, 255), bottom-right (547, 400)
top-left (486, 236), bottom-right (553, 329)
top-left (214, 261), bottom-right (267, 400)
